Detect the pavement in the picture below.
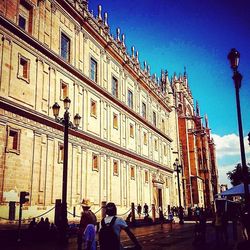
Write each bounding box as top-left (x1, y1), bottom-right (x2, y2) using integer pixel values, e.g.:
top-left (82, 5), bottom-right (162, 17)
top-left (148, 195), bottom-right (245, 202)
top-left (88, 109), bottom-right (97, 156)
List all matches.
top-left (0, 220), bottom-right (248, 250)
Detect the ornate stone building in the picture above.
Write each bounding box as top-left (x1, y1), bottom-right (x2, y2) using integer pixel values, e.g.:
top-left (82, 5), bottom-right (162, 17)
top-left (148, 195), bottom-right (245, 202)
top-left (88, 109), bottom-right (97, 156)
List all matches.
top-left (172, 72), bottom-right (219, 209)
top-left (0, 0), bottom-right (218, 220)
top-left (0, 0), bottom-right (182, 220)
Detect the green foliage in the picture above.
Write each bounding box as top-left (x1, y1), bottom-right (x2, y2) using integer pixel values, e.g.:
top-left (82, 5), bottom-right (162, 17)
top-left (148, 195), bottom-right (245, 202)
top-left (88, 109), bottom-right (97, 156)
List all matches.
top-left (227, 163), bottom-right (250, 186)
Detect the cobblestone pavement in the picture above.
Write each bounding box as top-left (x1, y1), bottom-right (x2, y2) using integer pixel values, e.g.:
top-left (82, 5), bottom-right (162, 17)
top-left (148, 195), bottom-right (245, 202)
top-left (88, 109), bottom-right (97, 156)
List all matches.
top-left (0, 221), bottom-right (244, 250)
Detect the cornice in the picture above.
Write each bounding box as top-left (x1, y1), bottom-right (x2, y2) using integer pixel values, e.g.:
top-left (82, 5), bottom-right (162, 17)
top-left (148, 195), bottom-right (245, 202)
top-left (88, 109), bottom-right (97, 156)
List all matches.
top-left (55, 0), bottom-right (172, 112)
top-left (0, 16), bottom-right (172, 143)
top-left (0, 97), bottom-right (173, 174)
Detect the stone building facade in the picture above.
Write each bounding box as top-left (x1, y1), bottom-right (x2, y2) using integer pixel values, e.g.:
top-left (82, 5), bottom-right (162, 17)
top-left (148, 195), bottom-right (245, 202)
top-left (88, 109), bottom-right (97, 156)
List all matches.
top-left (0, 0), bottom-right (218, 220)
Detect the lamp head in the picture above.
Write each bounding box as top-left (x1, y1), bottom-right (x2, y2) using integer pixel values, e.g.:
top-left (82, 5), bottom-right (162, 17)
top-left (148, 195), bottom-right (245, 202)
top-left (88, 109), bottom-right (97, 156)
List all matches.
top-left (227, 48), bottom-right (240, 71)
top-left (63, 97), bottom-right (71, 110)
top-left (52, 102), bottom-right (60, 118)
top-left (74, 113), bottom-right (81, 128)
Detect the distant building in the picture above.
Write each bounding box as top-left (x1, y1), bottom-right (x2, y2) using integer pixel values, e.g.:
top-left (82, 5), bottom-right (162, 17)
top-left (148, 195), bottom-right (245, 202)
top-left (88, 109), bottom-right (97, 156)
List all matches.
top-left (172, 72), bottom-right (219, 209)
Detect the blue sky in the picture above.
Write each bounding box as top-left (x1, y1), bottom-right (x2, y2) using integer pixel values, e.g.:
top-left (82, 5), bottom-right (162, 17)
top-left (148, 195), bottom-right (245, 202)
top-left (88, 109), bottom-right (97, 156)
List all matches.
top-left (89, 0), bottom-right (250, 186)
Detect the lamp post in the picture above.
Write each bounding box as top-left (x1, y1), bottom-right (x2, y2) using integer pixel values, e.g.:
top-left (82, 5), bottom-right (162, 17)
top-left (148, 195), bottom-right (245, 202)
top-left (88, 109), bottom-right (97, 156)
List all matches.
top-left (174, 158), bottom-right (184, 224)
top-left (227, 48), bottom-right (250, 214)
top-left (52, 97), bottom-right (81, 243)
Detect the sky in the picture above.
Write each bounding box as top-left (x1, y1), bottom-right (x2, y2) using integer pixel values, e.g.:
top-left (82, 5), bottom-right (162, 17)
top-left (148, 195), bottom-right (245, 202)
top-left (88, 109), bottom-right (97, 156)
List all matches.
top-left (88, 0), bottom-right (250, 186)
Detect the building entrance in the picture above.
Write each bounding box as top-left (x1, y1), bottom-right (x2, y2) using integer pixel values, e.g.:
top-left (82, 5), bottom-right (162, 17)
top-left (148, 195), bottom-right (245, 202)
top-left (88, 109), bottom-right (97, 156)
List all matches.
top-left (158, 188), bottom-right (163, 208)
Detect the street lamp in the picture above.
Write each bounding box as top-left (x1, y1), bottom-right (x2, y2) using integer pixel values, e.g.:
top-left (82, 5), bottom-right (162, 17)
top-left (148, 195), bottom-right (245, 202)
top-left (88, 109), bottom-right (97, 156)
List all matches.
top-left (227, 48), bottom-right (250, 214)
top-left (52, 97), bottom-right (81, 243)
top-left (174, 158), bottom-right (184, 224)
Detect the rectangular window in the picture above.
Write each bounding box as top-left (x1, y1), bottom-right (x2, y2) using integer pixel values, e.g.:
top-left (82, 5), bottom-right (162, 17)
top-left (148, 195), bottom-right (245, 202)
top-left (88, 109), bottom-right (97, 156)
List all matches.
top-left (20, 57), bottom-right (29, 79)
top-left (128, 90), bottom-right (133, 109)
top-left (112, 77), bottom-right (118, 98)
top-left (18, 15), bottom-right (26, 30)
top-left (6, 127), bottom-right (21, 154)
top-left (113, 160), bottom-right (119, 176)
top-left (145, 171), bottom-right (149, 183)
top-left (90, 58), bottom-right (97, 82)
top-left (153, 111), bottom-right (157, 126)
top-left (143, 132), bottom-right (147, 145)
top-left (18, 0), bottom-right (33, 33)
top-left (58, 143), bottom-right (64, 163)
top-left (60, 81), bottom-right (68, 100)
top-left (90, 100), bottom-right (97, 117)
top-left (61, 33), bottom-right (70, 61)
top-left (154, 139), bottom-right (158, 151)
top-left (113, 113), bottom-right (118, 129)
top-left (92, 154), bottom-right (99, 171)
top-left (142, 102), bottom-right (146, 118)
top-left (130, 124), bottom-right (134, 138)
top-left (130, 166), bottom-right (135, 179)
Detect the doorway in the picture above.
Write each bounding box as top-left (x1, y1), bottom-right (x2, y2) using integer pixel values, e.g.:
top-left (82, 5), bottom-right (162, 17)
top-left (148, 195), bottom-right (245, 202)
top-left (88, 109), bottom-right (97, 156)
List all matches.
top-left (158, 188), bottom-right (162, 208)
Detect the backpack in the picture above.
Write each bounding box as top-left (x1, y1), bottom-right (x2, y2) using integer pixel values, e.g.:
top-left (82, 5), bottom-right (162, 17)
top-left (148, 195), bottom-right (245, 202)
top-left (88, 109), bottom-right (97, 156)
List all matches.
top-left (99, 216), bottom-right (120, 250)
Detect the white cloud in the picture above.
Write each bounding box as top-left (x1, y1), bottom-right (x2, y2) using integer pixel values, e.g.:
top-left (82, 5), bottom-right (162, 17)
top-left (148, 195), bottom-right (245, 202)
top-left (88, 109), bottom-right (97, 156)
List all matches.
top-left (212, 133), bottom-right (250, 159)
top-left (211, 133), bottom-right (250, 187)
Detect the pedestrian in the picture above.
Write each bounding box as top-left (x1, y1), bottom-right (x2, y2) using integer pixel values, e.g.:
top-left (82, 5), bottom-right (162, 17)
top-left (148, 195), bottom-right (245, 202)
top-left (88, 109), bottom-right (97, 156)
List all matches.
top-left (159, 207), bottom-right (164, 228)
top-left (83, 221), bottom-right (96, 250)
top-left (28, 218), bottom-right (37, 241)
top-left (99, 202), bottom-right (141, 250)
top-left (143, 203), bottom-right (149, 217)
top-left (137, 204), bottom-right (142, 218)
top-left (77, 199), bottom-right (97, 250)
top-left (178, 206), bottom-right (184, 224)
top-left (221, 211), bottom-right (228, 244)
top-left (214, 209), bottom-right (223, 245)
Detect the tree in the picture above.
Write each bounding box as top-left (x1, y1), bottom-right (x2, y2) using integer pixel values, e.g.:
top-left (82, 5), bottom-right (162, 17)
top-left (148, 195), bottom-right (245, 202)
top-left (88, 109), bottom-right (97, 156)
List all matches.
top-left (227, 163), bottom-right (250, 186)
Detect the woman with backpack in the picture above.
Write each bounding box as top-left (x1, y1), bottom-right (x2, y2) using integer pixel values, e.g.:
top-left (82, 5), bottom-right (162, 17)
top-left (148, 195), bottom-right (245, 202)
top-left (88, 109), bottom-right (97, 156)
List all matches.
top-left (99, 202), bottom-right (141, 250)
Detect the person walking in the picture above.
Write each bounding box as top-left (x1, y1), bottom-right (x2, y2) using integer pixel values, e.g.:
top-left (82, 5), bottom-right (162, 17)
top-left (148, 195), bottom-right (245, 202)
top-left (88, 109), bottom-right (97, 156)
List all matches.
top-left (143, 203), bottom-right (149, 217)
top-left (99, 202), bottom-right (141, 250)
top-left (137, 204), bottom-right (142, 218)
top-left (77, 199), bottom-right (97, 250)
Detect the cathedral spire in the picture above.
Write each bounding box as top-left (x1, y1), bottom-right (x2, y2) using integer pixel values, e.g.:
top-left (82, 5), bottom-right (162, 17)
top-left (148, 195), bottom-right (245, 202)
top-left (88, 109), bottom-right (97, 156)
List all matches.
top-left (205, 114), bottom-right (209, 128)
top-left (196, 101), bottom-right (200, 116)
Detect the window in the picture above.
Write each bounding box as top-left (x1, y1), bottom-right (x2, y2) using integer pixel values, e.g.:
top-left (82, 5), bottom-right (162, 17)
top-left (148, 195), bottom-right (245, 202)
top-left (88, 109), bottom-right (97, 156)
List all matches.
top-left (20, 57), bottom-right (29, 79)
top-left (113, 160), bottom-right (119, 176)
top-left (60, 81), bottom-right (68, 100)
top-left (112, 77), bottom-right (118, 98)
top-left (153, 111), bottom-right (157, 126)
top-left (58, 143), bottom-right (64, 163)
top-left (130, 166), bottom-right (135, 179)
top-left (90, 58), bottom-right (97, 82)
top-left (143, 132), bottom-right (147, 145)
top-left (61, 33), bottom-right (70, 61)
top-left (145, 171), bottom-right (149, 183)
top-left (128, 90), bottom-right (133, 108)
top-left (18, 15), bottom-right (26, 30)
top-left (162, 119), bottom-right (165, 132)
top-left (18, 0), bottom-right (33, 33)
top-left (113, 113), bottom-right (118, 129)
top-left (18, 55), bottom-right (30, 82)
top-left (92, 154), bottom-right (99, 171)
top-left (6, 127), bottom-right (20, 154)
top-left (90, 100), bottom-right (97, 117)
top-left (154, 139), bottom-right (158, 151)
top-left (130, 124), bottom-right (134, 138)
top-left (142, 102), bottom-right (146, 118)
